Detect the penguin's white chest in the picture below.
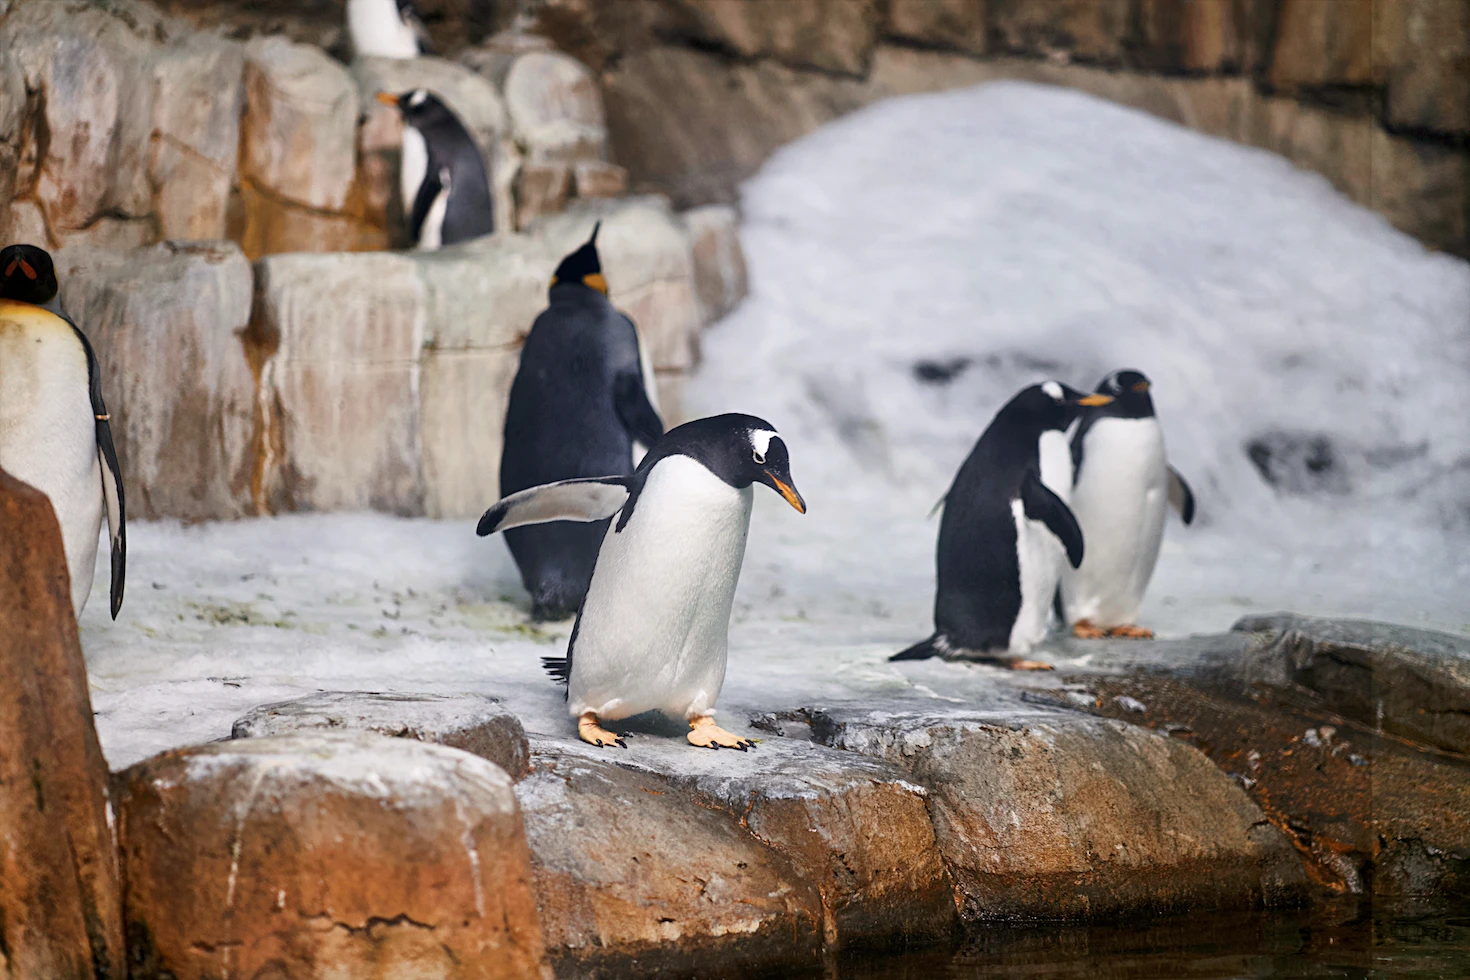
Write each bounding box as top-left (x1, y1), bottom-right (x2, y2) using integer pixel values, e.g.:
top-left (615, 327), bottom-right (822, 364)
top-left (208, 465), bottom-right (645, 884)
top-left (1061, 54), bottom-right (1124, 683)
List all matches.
top-left (567, 457), bottom-right (753, 722)
top-left (1061, 417), bottom-right (1169, 627)
top-left (348, 0), bottom-right (419, 58)
top-left (1038, 428), bottom-right (1073, 502)
top-left (0, 306), bottom-right (103, 615)
top-left (1009, 498), bottom-right (1066, 653)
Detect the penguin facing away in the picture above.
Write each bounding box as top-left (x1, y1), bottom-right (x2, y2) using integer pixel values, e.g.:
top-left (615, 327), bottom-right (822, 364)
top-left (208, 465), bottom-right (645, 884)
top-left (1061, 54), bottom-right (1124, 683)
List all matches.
top-left (348, 0), bottom-right (432, 59)
top-left (892, 382), bottom-right (1111, 669)
top-left (497, 223), bottom-right (664, 621)
top-left (477, 414), bottom-right (806, 750)
top-left (1060, 369), bottom-right (1194, 639)
top-left (0, 244), bottom-right (126, 618)
top-left (376, 89), bottom-right (494, 249)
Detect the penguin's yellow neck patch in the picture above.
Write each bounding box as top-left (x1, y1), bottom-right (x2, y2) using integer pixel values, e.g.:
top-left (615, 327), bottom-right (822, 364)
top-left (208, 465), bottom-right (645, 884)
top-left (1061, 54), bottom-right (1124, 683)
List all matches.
top-left (582, 272), bottom-right (608, 295)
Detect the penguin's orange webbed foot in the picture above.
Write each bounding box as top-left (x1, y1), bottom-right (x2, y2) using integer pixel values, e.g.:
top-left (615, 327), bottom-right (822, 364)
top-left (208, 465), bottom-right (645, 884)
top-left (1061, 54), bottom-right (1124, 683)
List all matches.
top-left (1106, 624), bottom-right (1155, 639)
top-left (577, 712), bottom-right (626, 749)
top-left (1072, 620), bottom-right (1107, 640)
top-left (1002, 657), bottom-right (1054, 671)
top-left (687, 716), bottom-right (755, 751)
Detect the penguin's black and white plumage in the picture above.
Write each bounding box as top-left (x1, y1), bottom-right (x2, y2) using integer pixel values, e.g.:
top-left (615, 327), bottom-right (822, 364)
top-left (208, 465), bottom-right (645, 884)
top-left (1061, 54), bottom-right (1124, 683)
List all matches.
top-left (496, 224), bottom-right (664, 621)
top-left (376, 89), bottom-right (493, 249)
top-left (348, 0), bottom-right (432, 59)
top-left (893, 381), bottom-right (1111, 669)
top-left (0, 244), bottom-right (125, 619)
top-left (1060, 369), bottom-right (1194, 639)
top-left (477, 414), bottom-right (806, 750)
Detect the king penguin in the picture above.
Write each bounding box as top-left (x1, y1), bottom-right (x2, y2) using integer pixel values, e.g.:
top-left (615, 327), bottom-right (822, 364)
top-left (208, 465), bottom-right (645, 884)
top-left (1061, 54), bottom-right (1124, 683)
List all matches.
top-left (1059, 369), bottom-right (1194, 639)
top-left (497, 223), bottom-right (664, 621)
top-left (348, 0), bottom-right (432, 59)
top-left (376, 89), bottom-right (493, 249)
top-left (0, 244), bottom-right (126, 619)
top-left (893, 381), bottom-right (1111, 669)
top-left (477, 414), bottom-right (806, 750)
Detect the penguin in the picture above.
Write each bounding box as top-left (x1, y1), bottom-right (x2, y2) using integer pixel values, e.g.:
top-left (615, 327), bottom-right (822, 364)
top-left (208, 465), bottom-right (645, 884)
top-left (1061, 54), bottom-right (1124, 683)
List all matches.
top-left (497, 223), bottom-right (664, 621)
top-left (892, 382), bottom-right (1111, 669)
top-left (477, 414), bottom-right (806, 750)
top-left (376, 89), bottom-right (494, 249)
top-left (348, 0), bottom-right (432, 59)
top-left (1059, 369), bottom-right (1195, 639)
top-left (0, 244), bottom-right (125, 619)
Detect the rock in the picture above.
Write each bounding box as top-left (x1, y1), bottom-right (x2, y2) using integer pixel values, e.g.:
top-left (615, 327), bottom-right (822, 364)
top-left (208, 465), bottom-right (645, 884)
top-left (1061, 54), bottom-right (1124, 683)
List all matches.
top-left (0, 47), bottom-right (25, 209)
top-left (571, 160), bottom-right (628, 200)
top-left (517, 745), bottom-right (824, 975)
top-left (1134, 0), bottom-right (1252, 73)
top-left (1269, 0), bottom-right (1377, 90)
top-left (247, 251), bottom-right (426, 515)
top-left (1377, 0), bottom-right (1470, 136)
top-left (987, 0), bottom-right (1133, 64)
top-left (0, 467), bottom-right (125, 980)
top-left (56, 242), bottom-right (256, 522)
top-left (681, 204), bottom-right (748, 324)
top-left (515, 161), bottom-right (572, 228)
top-left (500, 50), bottom-right (607, 164)
top-left (232, 692), bottom-right (531, 779)
top-left (115, 732), bottom-right (548, 980)
top-left (1233, 612), bottom-right (1470, 756)
top-left (0, 199), bottom-right (50, 249)
top-left (149, 33), bottom-right (245, 241)
top-left (886, 0), bottom-right (989, 56)
top-left (817, 708), bottom-right (1308, 920)
top-left (664, 0), bottom-right (882, 77)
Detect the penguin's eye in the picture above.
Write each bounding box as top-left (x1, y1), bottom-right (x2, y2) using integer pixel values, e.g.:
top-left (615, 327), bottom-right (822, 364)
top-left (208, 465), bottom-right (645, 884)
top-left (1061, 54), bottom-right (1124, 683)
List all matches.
top-left (752, 450), bottom-right (766, 465)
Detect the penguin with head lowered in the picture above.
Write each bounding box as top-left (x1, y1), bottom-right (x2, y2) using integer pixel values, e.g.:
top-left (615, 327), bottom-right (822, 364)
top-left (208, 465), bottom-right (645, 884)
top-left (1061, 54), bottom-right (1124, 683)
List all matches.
top-left (478, 413), bottom-right (805, 750)
top-left (893, 381), bottom-right (1111, 669)
top-left (1060, 369), bottom-right (1194, 639)
top-left (0, 244), bottom-right (125, 619)
top-left (348, 0), bottom-right (432, 59)
top-left (497, 223), bottom-right (664, 621)
top-left (376, 89), bottom-right (493, 249)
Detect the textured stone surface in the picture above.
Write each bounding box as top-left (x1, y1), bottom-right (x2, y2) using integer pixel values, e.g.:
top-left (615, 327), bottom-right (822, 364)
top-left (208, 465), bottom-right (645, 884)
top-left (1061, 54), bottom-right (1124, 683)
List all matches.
top-left (232, 692), bottom-right (531, 779)
top-left (501, 50), bottom-right (607, 163)
top-left (1270, 0), bottom-right (1377, 90)
top-left (116, 732), bottom-right (548, 980)
top-left (0, 467), bottom-right (125, 980)
top-left (886, 0), bottom-right (989, 56)
top-left (58, 242), bottom-right (256, 521)
top-left (1134, 0), bottom-right (1256, 73)
top-left (665, 0), bottom-right (882, 77)
top-left (988, 0), bottom-right (1133, 63)
top-left (571, 159), bottom-right (628, 200)
top-left (515, 161), bottom-right (572, 228)
top-left (150, 33), bottom-right (245, 241)
top-left (681, 203), bottom-right (748, 325)
top-left (1377, 0), bottom-right (1470, 136)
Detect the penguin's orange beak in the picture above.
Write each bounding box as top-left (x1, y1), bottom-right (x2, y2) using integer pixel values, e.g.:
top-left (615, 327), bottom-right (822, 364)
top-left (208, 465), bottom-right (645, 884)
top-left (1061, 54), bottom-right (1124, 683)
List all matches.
top-left (768, 475), bottom-right (806, 514)
top-left (376, 91), bottom-right (400, 107)
top-left (1076, 393), bottom-right (1113, 407)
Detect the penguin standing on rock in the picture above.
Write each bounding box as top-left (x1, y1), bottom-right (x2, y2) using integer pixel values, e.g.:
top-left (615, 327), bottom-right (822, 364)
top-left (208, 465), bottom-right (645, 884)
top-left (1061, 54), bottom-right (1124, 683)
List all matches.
top-left (376, 89), bottom-right (494, 249)
top-left (477, 414), bottom-right (806, 751)
top-left (893, 382), bottom-right (1111, 669)
top-left (0, 244), bottom-right (125, 618)
top-left (1060, 369), bottom-right (1195, 639)
top-left (348, 0), bottom-right (432, 59)
top-left (497, 223), bottom-right (664, 621)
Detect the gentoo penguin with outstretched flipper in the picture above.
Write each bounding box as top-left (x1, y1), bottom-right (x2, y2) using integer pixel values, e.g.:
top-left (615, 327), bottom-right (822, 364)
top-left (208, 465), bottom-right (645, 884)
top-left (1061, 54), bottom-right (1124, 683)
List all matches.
top-left (893, 382), bottom-right (1111, 669)
top-left (348, 0), bottom-right (432, 59)
top-left (497, 223), bottom-right (664, 621)
top-left (376, 89), bottom-right (493, 249)
top-left (477, 414), bottom-right (805, 750)
top-left (1060, 369), bottom-right (1194, 639)
top-left (0, 244), bottom-right (126, 618)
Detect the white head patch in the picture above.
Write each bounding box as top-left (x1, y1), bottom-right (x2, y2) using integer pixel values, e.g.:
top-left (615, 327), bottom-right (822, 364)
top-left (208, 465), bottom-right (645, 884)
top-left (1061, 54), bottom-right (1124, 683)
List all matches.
top-left (1042, 381), bottom-right (1064, 402)
top-left (407, 89), bottom-right (428, 108)
top-left (749, 429), bottom-right (776, 463)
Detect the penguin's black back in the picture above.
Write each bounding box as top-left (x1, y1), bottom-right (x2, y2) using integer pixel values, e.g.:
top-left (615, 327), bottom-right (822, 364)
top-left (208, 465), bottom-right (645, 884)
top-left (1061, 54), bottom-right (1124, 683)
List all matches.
top-left (413, 110), bottom-right (493, 244)
top-left (500, 285), bottom-right (652, 619)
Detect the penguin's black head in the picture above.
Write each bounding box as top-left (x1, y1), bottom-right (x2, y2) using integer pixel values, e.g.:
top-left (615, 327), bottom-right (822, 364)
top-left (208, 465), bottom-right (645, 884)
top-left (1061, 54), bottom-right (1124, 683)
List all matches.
top-left (0, 243), bottom-right (59, 305)
top-left (1002, 380), bottom-right (1113, 432)
top-left (658, 413), bottom-right (806, 513)
top-left (377, 88), bottom-right (456, 130)
top-left (550, 222), bottom-right (607, 296)
top-left (1093, 369), bottom-right (1156, 418)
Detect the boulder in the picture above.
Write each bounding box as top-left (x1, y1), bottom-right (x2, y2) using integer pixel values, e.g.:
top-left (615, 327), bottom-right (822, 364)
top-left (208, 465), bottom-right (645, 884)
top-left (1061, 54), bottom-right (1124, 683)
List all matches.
top-left (500, 50), bottom-right (607, 164)
top-left (0, 47), bottom-right (25, 210)
top-left (0, 467), bottom-right (125, 980)
top-left (1134, 0), bottom-right (1253, 73)
top-left (515, 161), bottom-right (572, 228)
top-left (681, 204), bottom-right (748, 325)
top-left (886, 0), bottom-right (989, 56)
top-left (987, 0), bottom-right (1133, 64)
top-left (57, 242), bottom-right (256, 522)
top-left (1376, 0), bottom-right (1470, 136)
top-left (0, 199), bottom-right (50, 249)
top-left (149, 33), bottom-right (245, 242)
top-left (115, 732), bottom-right (549, 980)
top-left (571, 160), bottom-right (628, 200)
top-left (232, 692), bottom-right (531, 779)
top-left (664, 0), bottom-right (882, 77)
top-left (1269, 0), bottom-right (1377, 90)
top-left (817, 708), bottom-right (1308, 920)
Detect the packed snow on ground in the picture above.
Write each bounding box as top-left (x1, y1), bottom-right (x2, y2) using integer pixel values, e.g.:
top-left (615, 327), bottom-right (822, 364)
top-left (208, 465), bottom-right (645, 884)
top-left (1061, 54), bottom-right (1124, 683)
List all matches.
top-left (79, 81), bottom-right (1470, 769)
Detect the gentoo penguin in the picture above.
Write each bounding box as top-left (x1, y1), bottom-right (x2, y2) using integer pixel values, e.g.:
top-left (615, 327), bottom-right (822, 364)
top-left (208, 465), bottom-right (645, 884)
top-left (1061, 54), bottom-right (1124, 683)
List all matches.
top-left (376, 89), bottom-right (493, 249)
top-left (892, 382), bottom-right (1111, 669)
top-left (348, 0), bottom-right (432, 59)
top-left (1060, 369), bottom-right (1194, 639)
top-left (497, 223), bottom-right (664, 621)
top-left (0, 244), bottom-right (125, 618)
top-left (477, 414), bottom-right (805, 750)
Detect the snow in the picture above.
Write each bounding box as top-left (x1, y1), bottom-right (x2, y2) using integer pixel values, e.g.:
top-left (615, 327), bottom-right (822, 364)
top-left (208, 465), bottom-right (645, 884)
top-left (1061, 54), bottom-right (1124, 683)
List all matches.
top-left (78, 81), bottom-right (1470, 770)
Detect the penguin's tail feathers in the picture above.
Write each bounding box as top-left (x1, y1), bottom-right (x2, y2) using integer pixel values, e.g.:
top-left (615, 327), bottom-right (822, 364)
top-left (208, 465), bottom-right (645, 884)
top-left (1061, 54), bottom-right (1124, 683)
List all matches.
top-left (890, 635), bottom-right (942, 662)
top-left (542, 656), bottom-right (571, 685)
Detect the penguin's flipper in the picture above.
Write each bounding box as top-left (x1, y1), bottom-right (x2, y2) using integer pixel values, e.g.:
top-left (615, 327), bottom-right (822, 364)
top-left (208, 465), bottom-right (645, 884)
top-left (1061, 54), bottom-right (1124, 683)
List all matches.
top-left (1020, 470), bottom-right (1084, 569)
top-left (67, 315), bottom-right (126, 618)
top-left (476, 477), bottom-right (633, 536)
top-left (1168, 466), bottom-right (1195, 525)
top-left (407, 164), bottom-right (444, 245)
top-left (890, 636), bottom-right (939, 661)
top-left (614, 370), bottom-right (664, 451)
